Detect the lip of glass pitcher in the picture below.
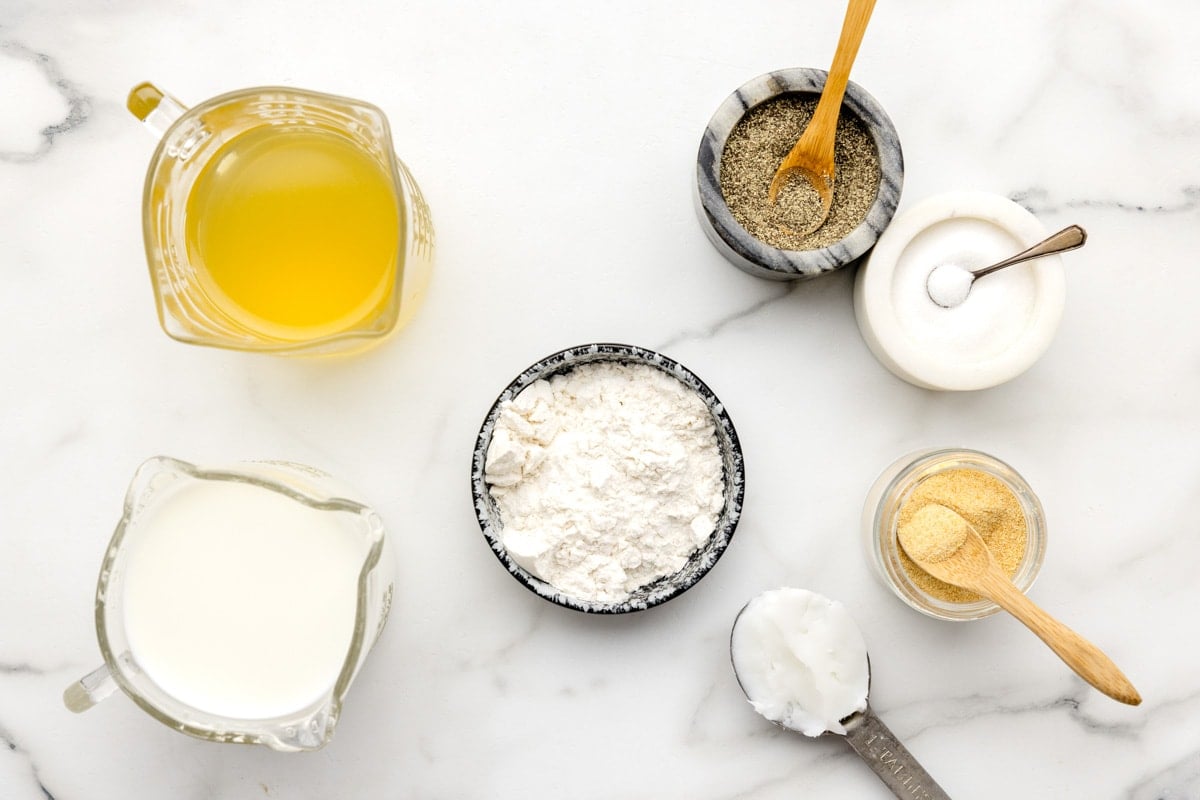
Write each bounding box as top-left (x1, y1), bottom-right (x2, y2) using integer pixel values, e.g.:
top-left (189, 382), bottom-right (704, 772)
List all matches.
top-left (134, 85), bottom-right (411, 355)
top-left (70, 456), bottom-right (389, 752)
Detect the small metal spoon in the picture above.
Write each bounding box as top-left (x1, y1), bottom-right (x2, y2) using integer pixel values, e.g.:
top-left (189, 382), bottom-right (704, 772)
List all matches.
top-left (926, 224), bottom-right (1087, 308)
top-left (731, 602), bottom-right (953, 800)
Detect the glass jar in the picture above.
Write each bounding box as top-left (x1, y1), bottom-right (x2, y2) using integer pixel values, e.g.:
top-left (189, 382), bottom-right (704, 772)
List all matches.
top-left (862, 448), bottom-right (1047, 621)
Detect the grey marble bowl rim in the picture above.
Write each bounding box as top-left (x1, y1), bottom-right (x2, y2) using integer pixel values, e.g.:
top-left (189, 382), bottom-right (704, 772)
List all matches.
top-left (694, 67), bottom-right (904, 281)
top-left (470, 343), bottom-right (746, 614)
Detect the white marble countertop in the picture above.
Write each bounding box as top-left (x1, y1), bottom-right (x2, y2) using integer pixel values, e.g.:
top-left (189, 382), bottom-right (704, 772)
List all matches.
top-left (3, 1), bottom-right (1199, 797)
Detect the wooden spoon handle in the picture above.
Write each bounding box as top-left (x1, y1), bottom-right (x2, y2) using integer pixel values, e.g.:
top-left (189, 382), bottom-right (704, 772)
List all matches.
top-left (980, 573), bottom-right (1142, 705)
top-left (809, 0), bottom-right (878, 140)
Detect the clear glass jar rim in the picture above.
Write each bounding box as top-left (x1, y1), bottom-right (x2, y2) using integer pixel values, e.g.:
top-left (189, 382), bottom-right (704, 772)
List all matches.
top-left (870, 448), bottom-right (1047, 622)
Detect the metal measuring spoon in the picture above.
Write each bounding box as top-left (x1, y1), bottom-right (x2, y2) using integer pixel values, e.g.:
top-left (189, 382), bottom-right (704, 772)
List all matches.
top-left (925, 224), bottom-right (1087, 308)
top-left (731, 593), bottom-right (953, 800)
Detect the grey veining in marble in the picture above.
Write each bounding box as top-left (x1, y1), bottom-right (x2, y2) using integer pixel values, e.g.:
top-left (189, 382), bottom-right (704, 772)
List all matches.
top-left (1, 722), bottom-right (58, 800)
top-left (1012, 185), bottom-right (1200, 215)
top-left (1, 0), bottom-right (1199, 797)
top-left (0, 39), bottom-right (91, 163)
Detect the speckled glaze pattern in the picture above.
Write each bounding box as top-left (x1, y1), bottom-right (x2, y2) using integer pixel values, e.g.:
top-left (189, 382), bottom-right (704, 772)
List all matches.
top-left (470, 343), bottom-right (745, 614)
top-left (695, 68), bottom-right (904, 281)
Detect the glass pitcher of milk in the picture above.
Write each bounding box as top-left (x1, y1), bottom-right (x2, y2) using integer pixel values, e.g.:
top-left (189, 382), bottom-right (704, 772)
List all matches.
top-left (64, 457), bottom-right (396, 751)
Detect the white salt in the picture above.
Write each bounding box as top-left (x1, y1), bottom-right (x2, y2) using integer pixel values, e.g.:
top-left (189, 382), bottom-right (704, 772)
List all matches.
top-left (926, 262), bottom-right (974, 308)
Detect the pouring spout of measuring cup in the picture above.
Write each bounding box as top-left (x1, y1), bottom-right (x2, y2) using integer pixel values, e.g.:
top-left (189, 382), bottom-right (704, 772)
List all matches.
top-left (63, 663), bottom-right (119, 713)
top-left (127, 82), bottom-right (186, 139)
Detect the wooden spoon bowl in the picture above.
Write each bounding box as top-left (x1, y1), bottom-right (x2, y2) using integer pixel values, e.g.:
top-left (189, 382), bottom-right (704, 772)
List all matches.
top-left (768, 0), bottom-right (877, 235)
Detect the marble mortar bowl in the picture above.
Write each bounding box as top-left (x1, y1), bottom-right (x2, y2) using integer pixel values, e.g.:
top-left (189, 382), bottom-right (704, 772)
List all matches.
top-left (470, 343), bottom-right (745, 614)
top-left (695, 68), bottom-right (904, 281)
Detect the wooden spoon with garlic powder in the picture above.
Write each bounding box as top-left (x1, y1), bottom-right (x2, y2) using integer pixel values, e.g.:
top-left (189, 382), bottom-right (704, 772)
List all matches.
top-left (899, 504), bottom-right (1142, 706)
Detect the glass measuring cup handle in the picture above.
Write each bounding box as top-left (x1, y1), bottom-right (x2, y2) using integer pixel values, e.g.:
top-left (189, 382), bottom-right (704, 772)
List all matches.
top-left (63, 663), bottom-right (119, 713)
top-left (127, 82), bottom-right (187, 139)
top-left (841, 705), bottom-right (954, 800)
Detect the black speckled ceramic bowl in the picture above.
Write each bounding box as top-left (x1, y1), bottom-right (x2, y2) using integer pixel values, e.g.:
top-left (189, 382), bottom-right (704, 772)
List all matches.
top-left (695, 68), bottom-right (904, 281)
top-left (470, 343), bottom-right (745, 614)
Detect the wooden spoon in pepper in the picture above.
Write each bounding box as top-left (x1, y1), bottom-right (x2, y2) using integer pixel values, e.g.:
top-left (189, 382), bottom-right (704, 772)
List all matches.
top-left (768, 0), bottom-right (877, 234)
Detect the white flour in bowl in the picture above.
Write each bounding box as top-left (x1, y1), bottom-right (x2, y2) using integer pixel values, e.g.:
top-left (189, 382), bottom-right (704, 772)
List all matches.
top-left (484, 361), bottom-right (724, 603)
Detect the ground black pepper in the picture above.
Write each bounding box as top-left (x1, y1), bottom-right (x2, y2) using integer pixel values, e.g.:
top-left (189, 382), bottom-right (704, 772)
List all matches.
top-left (720, 94), bottom-right (881, 250)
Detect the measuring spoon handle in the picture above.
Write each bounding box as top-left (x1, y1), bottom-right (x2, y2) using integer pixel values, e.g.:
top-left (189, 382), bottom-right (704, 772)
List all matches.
top-left (972, 224), bottom-right (1087, 279)
top-left (842, 705), bottom-right (953, 800)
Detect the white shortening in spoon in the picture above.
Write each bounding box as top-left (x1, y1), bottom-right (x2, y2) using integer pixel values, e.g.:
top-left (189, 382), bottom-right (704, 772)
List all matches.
top-left (730, 588), bottom-right (868, 735)
top-left (731, 588), bottom-right (953, 799)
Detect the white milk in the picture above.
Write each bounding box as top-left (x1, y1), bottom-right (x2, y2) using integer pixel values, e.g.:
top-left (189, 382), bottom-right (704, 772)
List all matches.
top-left (121, 478), bottom-right (368, 720)
top-left (731, 588), bottom-right (870, 736)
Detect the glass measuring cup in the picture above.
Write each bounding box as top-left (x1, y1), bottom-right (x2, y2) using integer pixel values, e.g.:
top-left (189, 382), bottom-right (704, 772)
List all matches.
top-left (63, 457), bottom-right (396, 752)
top-left (128, 83), bottom-right (434, 355)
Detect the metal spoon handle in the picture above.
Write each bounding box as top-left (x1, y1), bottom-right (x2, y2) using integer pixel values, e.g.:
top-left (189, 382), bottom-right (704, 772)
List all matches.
top-left (842, 706), bottom-right (953, 800)
top-left (971, 224), bottom-right (1087, 280)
